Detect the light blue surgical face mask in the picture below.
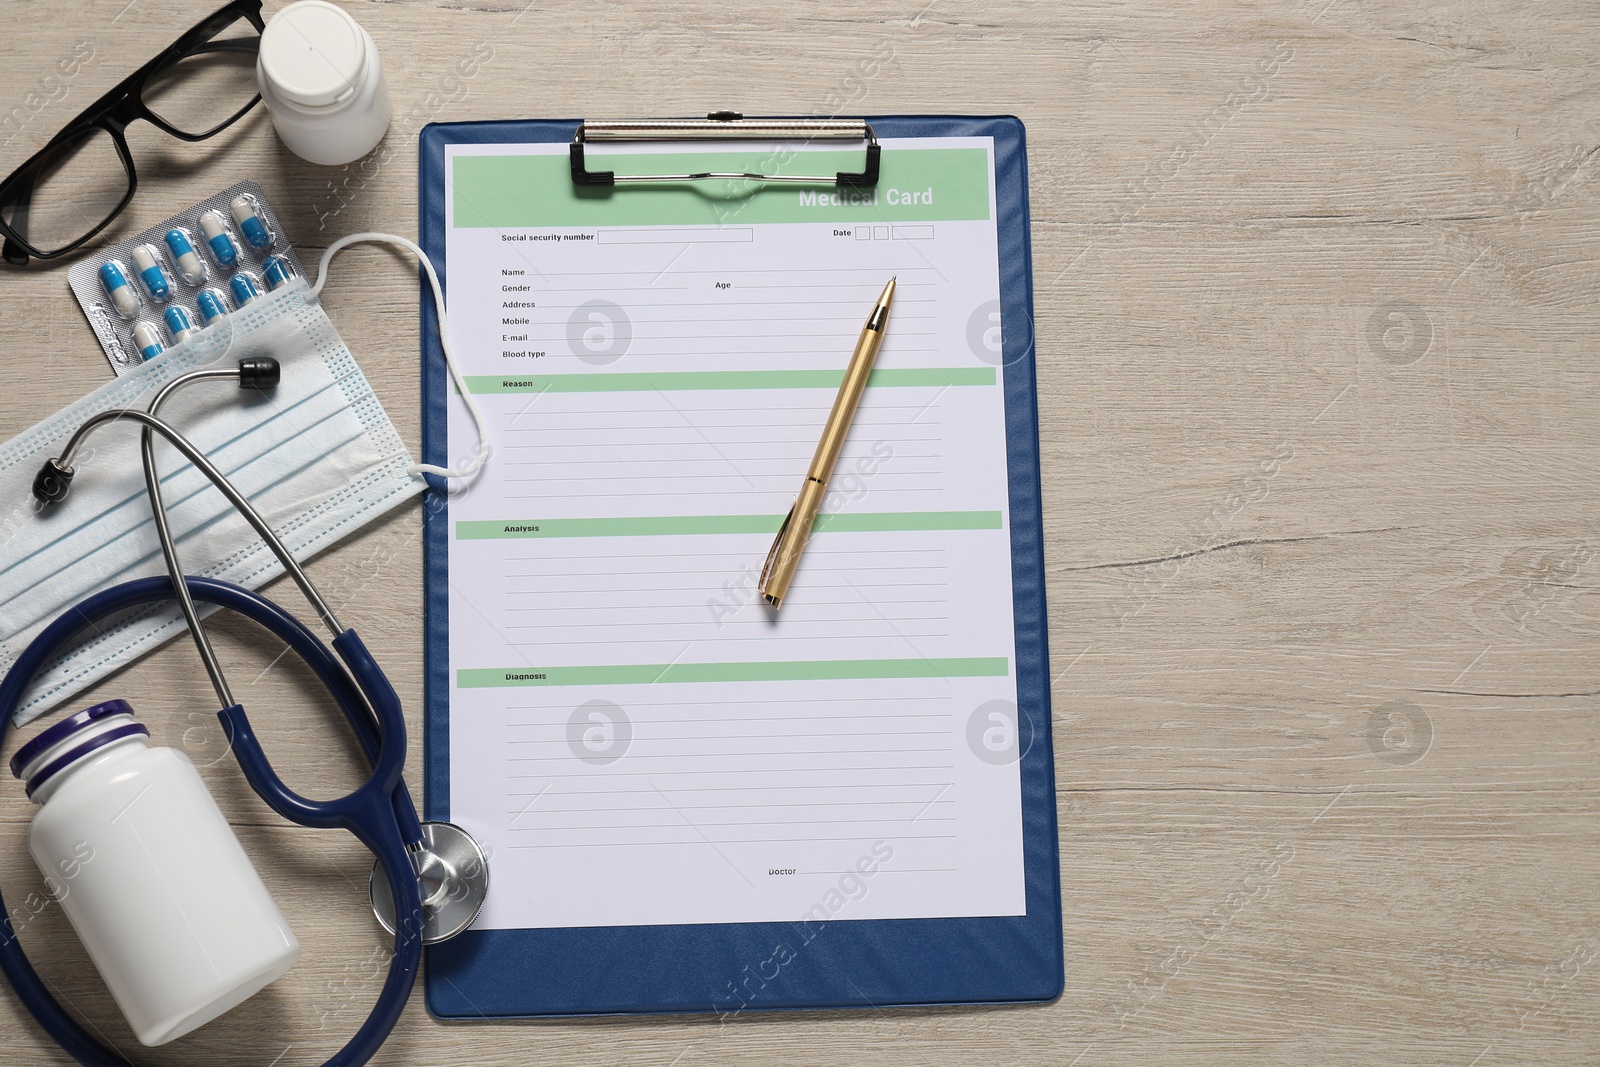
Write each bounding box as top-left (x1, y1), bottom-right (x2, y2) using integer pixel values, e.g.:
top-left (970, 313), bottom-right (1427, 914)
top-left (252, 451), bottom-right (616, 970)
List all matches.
top-left (0, 234), bottom-right (488, 725)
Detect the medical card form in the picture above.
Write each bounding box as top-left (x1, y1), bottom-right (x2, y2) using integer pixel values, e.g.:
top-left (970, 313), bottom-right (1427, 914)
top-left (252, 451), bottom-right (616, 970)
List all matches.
top-left (441, 138), bottom-right (1025, 931)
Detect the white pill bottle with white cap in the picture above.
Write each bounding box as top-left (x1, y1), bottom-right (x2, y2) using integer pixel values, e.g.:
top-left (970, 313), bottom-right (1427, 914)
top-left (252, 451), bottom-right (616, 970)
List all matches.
top-left (256, 0), bottom-right (392, 166)
top-left (12, 700), bottom-right (300, 1046)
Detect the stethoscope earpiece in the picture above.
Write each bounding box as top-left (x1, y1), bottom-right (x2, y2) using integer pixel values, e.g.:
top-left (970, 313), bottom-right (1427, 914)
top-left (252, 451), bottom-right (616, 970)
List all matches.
top-left (238, 356), bottom-right (280, 391)
top-left (32, 458), bottom-right (74, 505)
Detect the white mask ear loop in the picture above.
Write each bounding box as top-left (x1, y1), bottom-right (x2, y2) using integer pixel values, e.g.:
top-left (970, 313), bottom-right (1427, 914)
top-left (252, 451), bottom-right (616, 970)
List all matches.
top-left (304, 232), bottom-right (490, 482)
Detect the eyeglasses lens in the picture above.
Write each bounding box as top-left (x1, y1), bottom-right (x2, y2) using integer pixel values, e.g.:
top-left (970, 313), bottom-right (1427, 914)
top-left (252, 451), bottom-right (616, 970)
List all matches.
top-left (0, 127), bottom-right (130, 256)
top-left (141, 14), bottom-right (262, 138)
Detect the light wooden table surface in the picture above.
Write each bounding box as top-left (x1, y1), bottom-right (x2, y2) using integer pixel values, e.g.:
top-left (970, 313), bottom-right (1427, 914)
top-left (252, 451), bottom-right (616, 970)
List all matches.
top-left (4, 0), bottom-right (1599, 1063)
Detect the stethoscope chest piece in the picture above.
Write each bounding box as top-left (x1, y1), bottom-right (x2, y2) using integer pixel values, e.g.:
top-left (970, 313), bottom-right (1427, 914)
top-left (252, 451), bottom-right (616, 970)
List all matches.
top-left (370, 820), bottom-right (489, 945)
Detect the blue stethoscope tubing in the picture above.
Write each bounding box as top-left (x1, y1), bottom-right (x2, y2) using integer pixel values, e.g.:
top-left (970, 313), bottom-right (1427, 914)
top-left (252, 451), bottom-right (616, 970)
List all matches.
top-left (0, 573), bottom-right (423, 1067)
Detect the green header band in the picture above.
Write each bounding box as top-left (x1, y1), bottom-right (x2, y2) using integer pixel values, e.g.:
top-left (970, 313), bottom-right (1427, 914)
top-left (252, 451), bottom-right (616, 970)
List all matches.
top-left (457, 657), bottom-right (1010, 688)
top-left (455, 510), bottom-right (1003, 540)
top-left (452, 148), bottom-right (991, 228)
top-left (465, 367), bottom-right (994, 394)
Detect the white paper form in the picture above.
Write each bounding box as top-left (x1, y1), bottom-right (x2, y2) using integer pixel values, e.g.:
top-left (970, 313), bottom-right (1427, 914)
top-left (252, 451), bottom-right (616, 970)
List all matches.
top-left (442, 137), bottom-right (1026, 930)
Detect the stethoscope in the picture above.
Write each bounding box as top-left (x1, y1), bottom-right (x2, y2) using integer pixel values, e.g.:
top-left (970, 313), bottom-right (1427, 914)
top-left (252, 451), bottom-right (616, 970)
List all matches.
top-left (0, 353), bottom-right (488, 1067)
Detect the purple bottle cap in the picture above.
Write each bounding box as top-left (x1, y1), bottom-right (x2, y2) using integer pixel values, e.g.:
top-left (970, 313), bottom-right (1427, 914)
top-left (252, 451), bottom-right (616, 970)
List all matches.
top-left (11, 699), bottom-right (150, 800)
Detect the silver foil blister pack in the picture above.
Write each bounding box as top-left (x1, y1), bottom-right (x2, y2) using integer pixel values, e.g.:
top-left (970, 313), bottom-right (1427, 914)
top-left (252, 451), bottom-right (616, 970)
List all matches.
top-left (68, 180), bottom-right (306, 375)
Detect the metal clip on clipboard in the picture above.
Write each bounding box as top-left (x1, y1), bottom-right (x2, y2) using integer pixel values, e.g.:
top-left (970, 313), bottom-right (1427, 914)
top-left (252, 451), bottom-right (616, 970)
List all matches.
top-left (570, 112), bottom-right (880, 188)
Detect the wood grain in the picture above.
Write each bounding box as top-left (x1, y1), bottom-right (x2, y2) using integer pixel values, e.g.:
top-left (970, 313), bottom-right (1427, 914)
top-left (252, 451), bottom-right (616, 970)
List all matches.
top-left (3, 0), bottom-right (1598, 1062)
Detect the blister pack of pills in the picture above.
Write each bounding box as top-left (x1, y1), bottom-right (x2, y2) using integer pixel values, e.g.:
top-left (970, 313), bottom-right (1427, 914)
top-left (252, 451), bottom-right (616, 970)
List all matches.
top-left (68, 180), bottom-right (306, 375)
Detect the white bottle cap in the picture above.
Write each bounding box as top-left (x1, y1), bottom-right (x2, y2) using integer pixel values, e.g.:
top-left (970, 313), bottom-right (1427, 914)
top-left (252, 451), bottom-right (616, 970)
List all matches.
top-left (258, 0), bottom-right (369, 109)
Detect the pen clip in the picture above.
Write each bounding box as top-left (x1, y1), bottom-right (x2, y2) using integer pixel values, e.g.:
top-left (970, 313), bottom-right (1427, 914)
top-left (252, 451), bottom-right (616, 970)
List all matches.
top-left (759, 501), bottom-right (797, 591)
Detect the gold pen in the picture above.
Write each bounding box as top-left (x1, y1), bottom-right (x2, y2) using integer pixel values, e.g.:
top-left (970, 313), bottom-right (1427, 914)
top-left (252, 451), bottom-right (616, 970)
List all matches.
top-left (759, 276), bottom-right (896, 609)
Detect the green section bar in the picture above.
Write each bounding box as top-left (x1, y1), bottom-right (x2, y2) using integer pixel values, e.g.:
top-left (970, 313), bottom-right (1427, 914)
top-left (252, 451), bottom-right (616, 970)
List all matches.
top-left (452, 148), bottom-right (991, 228)
top-left (466, 367), bottom-right (995, 394)
top-left (458, 657), bottom-right (1010, 688)
top-left (456, 510), bottom-right (1002, 540)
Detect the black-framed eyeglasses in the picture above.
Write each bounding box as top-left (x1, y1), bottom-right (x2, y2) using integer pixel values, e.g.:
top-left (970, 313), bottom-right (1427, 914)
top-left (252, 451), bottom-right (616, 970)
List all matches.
top-left (0, 0), bottom-right (265, 266)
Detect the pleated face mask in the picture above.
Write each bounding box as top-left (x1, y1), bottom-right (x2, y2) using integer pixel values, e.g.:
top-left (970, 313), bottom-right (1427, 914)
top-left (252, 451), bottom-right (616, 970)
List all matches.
top-left (0, 268), bottom-right (439, 725)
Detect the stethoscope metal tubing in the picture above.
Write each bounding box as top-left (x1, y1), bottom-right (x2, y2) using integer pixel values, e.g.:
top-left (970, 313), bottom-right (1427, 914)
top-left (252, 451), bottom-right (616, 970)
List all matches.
top-left (137, 369), bottom-right (419, 782)
top-left (113, 376), bottom-right (464, 891)
top-left (140, 368), bottom-right (247, 707)
top-left (116, 377), bottom-right (428, 848)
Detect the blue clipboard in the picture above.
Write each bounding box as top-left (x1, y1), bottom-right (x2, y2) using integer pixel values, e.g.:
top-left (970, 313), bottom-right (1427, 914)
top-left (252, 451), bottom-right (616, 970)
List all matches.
top-left (418, 115), bottom-right (1060, 1017)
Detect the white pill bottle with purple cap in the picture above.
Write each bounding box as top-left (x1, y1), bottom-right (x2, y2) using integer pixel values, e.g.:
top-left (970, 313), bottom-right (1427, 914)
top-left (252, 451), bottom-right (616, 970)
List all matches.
top-left (11, 700), bottom-right (299, 1046)
top-left (256, 0), bottom-right (391, 166)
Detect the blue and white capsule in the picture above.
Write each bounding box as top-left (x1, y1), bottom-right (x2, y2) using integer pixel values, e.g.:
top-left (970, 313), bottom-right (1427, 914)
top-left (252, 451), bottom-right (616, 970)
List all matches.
top-left (97, 260), bottom-right (139, 318)
top-left (163, 305), bottom-right (198, 344)
top-left (133, 322), bottom-right (164, 361)
top-left (197, 288), bottom-right (229, 325)
top-left (230, 195), bottom-right (272, 249)
top-left (228, 272), bottom-right (262, 307)
top-left (163, 228), bottom-right (206, 284)
top-left (262, 255), bottom-right (294, 290)
top-left (130, 245), bottom-right (171, 301)
top-left (200, 211), bottom-right (238, 267)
